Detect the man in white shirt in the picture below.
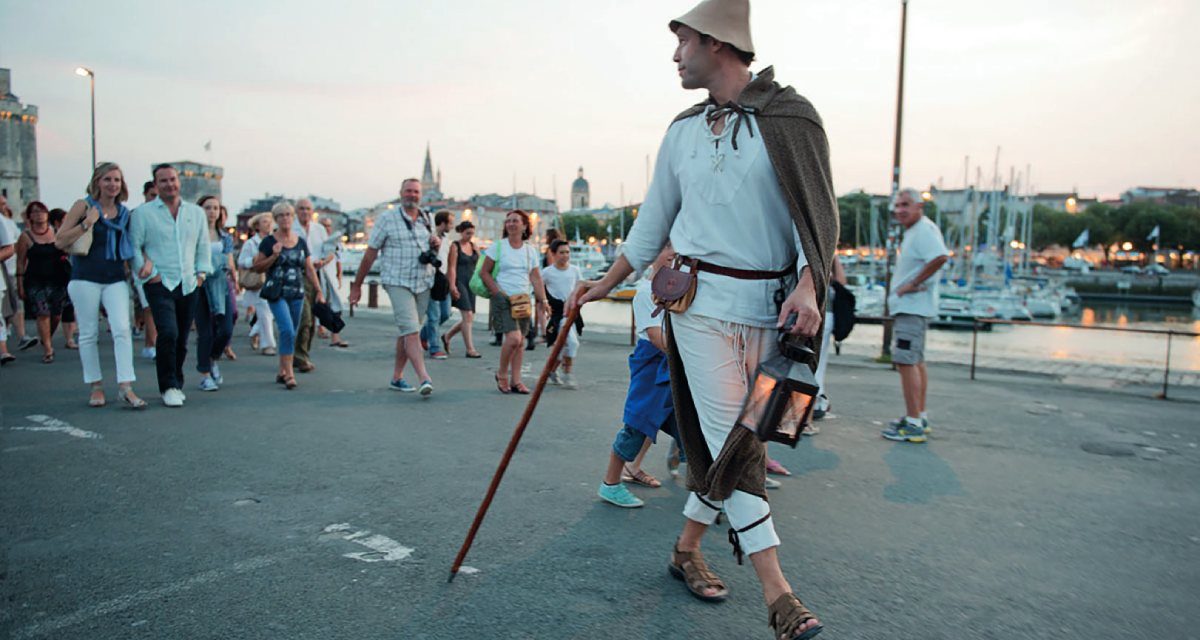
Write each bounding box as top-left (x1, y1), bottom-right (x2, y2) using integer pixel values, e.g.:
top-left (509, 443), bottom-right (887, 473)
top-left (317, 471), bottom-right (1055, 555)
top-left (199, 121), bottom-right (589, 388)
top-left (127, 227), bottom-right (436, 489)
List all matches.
top-left (420, 210), bottom-right (454, 359)
top-left (292, 198), bottom-right (328, 373)
top-left (573, 1), bottom-right (834, 637)
top-left (881, 188), bottom-right (949, 444)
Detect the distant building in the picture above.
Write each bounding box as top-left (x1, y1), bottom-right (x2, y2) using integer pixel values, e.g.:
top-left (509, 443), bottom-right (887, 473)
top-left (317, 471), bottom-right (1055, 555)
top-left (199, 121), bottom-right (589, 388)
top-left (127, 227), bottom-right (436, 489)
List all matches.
top-left (0, 68), bottom-right (39, 222)
top-left (1121, 186), bottom-right (1200, 208)
top-left (156, 160), bottom-right (222, 204)
top-left (420, 143), bottom-right (444, 204)
top-left (570, 167), bottom-right (589, 210)
top-left (1030, 192), bottom-right (1084, 213)
top-left (464, 193), bottom-right (559, 245)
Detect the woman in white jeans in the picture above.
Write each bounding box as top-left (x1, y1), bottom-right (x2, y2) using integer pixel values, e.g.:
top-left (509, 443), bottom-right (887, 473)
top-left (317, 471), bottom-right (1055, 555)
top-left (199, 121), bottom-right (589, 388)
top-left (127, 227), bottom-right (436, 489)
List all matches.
top-left (238, 213), bottom-right (276, 355)
top-left (56, 162), bottom-right (145, 408)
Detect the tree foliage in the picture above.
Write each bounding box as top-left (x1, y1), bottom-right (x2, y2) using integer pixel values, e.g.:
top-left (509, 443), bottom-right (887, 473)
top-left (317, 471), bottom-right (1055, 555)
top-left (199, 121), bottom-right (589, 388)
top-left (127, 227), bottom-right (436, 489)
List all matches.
top-left (1030, 202), bottom-right (1200, 252)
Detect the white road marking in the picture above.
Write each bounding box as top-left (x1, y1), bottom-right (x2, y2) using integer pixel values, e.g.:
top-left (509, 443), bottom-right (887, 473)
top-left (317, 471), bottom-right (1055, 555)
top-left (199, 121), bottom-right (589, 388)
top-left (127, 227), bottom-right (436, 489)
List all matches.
top-left (12, 552), bottom-right (289, 639)
top-left (10, 415), bottom-right (101, 440)
top-left (322, 523), bottom-right (414, 562)
top-left (458, 566), bottom-right (480, 575)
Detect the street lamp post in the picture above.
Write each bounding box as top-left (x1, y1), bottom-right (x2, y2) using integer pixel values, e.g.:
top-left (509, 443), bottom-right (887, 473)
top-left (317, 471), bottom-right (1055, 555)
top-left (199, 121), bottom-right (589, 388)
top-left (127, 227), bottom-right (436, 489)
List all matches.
top-left (880, 0), bottom-right (909, 360)
top-left (75, 66), bottom-right (95, 170)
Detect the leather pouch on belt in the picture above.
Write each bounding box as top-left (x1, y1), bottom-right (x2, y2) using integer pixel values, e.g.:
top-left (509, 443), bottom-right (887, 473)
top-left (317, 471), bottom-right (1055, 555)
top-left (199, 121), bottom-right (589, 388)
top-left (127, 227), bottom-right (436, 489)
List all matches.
top-left (651, 257), bottom-right (698, 318)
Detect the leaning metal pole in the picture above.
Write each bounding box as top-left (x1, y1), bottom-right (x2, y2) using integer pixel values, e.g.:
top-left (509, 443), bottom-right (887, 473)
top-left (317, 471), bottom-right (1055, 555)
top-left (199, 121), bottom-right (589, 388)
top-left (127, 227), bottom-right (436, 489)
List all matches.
top-left (880, 0), bottom-right (909, 359)
top-left (448, 305), bottom-right (581, 582)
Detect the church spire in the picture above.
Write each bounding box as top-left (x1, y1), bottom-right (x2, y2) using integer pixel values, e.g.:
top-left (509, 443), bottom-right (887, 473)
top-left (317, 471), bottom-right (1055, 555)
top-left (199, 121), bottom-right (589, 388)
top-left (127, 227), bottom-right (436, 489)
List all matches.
top-left (421, 142), bottom-right (434, 185)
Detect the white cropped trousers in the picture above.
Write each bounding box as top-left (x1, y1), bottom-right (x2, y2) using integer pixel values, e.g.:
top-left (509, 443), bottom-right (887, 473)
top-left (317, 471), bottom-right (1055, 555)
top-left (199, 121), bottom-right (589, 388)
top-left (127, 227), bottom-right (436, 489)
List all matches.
top-left (671, 311), bottom-right (780, 556)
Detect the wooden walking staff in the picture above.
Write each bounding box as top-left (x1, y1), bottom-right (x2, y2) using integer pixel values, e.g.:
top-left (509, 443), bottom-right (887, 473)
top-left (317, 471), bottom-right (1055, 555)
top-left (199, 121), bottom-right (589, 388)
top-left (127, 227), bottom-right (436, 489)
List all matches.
top-left (448, 304), bottom-right (581, 582)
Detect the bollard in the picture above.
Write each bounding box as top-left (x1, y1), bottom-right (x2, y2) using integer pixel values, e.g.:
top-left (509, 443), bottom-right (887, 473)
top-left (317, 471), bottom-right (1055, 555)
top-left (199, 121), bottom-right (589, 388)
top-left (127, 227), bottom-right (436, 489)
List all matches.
top-left (368, 281), bottom-right (379, 308)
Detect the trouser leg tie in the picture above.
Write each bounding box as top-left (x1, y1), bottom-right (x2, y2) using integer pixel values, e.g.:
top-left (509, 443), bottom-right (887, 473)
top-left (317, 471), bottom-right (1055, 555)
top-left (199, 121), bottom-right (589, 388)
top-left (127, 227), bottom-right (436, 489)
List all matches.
top-left (728, 512), bottom-right (772, 565)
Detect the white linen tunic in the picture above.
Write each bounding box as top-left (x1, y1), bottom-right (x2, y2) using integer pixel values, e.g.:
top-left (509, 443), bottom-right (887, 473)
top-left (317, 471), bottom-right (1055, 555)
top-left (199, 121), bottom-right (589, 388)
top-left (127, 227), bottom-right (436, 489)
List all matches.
top-left (621, 106), bottom-right (809, 328)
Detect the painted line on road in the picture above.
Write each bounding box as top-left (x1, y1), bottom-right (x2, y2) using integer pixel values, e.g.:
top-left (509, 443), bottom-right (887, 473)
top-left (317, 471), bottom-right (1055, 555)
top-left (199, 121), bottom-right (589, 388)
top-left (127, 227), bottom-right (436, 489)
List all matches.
top-left (322, 523), bottom-right (415, 562)
top-left (9, 415), bottom-right (102, 440)
top-left (12, 551), bottom-right (292, 639)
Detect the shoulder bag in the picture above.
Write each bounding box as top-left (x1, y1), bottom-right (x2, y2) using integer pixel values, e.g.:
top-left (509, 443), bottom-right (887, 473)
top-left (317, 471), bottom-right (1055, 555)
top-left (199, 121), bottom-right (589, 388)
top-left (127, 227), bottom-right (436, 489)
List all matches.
top-left (469, 241), bottom-right (502, 299)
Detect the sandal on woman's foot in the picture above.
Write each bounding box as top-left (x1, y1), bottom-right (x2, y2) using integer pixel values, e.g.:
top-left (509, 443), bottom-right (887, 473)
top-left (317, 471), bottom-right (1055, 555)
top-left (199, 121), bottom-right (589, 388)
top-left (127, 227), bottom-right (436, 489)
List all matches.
top-left (88, 387), bottom-right (107, 408)
top-left (65, 341), bottom-right (79, 350)
top-left (466, 351), bottom-right (482, 358)
top-left (622, 464), bottom-right (662, 488)
top-left (767, 593), bottom-right (823, 640)
top-left (495, 374), bottom-right (511, 394)
top-left (511, 382), bottom-right (531, 395)
top-left (119, 388), bottom-right (147, 410)
top-left (224, 347), bottom-right (237, 361)
top-left (284, 376), bottom-right (298, 390)
top-left (668, 543), bottom-right (728, 602)
top-left (42, 351), bottom-right (55, 364)
top-left (276, 374), bottom-right (287, 385)
top-left (441, 335), bottom-right (451, 356)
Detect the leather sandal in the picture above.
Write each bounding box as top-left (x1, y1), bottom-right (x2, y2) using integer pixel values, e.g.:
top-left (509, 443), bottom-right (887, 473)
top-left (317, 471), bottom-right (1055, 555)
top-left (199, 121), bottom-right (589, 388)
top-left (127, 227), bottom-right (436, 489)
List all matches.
top-left (767, 593), bottom-right (823, 640)
top-left (622, 464), bottom-right (662, 488)
top-left (284, 376), bottom-right (298, 390)
top-left (495, 374), bottom-right (511, 394)
top-left (668, 542), bottom-right (728, 602)
top-left (88, 386), bottom-right (107, 408)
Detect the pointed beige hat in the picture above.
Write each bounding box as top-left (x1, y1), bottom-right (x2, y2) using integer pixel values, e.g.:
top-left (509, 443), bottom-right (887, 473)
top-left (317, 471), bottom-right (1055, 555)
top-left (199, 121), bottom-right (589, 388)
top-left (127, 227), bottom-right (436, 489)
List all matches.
top-left (669, 0), bottom-right (755, 55)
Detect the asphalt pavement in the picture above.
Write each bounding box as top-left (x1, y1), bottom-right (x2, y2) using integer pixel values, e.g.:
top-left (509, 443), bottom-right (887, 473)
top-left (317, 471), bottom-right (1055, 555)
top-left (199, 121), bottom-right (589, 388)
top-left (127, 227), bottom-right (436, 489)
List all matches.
top-left (2, 309), bottom-right (1198, 640)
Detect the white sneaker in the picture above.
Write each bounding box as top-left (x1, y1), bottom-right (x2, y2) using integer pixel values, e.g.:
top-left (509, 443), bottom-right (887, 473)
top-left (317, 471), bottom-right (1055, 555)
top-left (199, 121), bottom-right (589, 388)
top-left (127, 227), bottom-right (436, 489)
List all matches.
top-left (162, 388), bottom-right (185, 407)
top-left (764, 477), bottom-right (782, 490)
top-left (141, 347), bottom-right (156, 360)
top-left (561, 372), bottom-right (578, 389)
top-left (210, 363), bottom-right (223, 385)
top-left (547, 371), bottom-right (561, 385)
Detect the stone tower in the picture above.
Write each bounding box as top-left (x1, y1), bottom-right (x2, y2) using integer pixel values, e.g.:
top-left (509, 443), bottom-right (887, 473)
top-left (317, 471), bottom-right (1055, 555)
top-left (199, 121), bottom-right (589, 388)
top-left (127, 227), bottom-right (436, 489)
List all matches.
top-left (570, 167), bottom-right (589, 210)
top-left (420, 142), bottom-right (443, 204)
top-left (0, 69), bottom-right (40, 222)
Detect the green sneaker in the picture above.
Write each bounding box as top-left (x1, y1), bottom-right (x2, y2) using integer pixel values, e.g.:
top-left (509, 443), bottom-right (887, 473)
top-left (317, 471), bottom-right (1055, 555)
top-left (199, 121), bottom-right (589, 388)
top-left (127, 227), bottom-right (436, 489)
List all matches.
top-left (888, 416), bottom-right (930, 435)
top-left (598, 482), bottom-right (644, 508)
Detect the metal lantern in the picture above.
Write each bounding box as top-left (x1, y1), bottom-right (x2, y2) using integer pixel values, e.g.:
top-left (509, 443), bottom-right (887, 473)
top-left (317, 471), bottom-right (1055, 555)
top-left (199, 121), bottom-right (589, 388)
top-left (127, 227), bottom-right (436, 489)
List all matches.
top-left (735, 336), bottom-right (819, 448)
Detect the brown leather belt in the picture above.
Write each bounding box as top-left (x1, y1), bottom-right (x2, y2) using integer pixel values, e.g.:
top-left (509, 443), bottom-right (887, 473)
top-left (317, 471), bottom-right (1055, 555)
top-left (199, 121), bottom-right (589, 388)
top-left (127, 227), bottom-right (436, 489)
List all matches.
top-left (693, 259), bottom-right (795, 281)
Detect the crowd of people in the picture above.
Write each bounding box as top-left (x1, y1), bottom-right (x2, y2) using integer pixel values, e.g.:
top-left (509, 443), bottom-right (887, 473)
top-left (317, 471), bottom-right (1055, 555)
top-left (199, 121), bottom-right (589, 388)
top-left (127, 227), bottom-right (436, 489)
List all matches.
top-left (0, 166), bottom-right (601, 408)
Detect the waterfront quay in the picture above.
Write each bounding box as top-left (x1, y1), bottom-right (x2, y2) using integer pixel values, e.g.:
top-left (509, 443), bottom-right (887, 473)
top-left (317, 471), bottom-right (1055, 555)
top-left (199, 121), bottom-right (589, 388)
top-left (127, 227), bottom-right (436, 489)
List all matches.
top-left (2, 310), bottom-right (1198, 639)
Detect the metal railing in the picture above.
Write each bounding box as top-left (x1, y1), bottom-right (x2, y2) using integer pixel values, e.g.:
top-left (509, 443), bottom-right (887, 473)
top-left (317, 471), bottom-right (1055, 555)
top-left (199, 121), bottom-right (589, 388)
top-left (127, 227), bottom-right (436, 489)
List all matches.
top-left (970, 319), bottom-right (1199, 399)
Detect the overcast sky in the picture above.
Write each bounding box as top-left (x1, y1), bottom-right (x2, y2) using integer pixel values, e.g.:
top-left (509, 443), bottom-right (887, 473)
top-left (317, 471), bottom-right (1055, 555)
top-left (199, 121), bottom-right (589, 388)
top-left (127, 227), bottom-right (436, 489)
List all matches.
top-left (2, 0), bottom-right (1197, 213)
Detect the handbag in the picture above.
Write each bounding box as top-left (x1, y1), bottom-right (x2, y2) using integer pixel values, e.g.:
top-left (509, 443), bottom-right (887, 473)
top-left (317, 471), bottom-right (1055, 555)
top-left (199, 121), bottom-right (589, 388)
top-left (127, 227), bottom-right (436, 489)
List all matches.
top-left (650, 256), bottom-right (698, 317)
top-left (431, 270), bottom-right (450, 301)
top-left (64, 221), bottom-right (94, 257)
top-left (260, 270), bottom-right (283, 301)
top-left (238, 268), bottom-right (264, 291)
top-left (312, 300), bottom-right (346, 333)
top-left (508, 292), bottom-right (533, 319)
top-left (469, 241), bottom-right (502, 299)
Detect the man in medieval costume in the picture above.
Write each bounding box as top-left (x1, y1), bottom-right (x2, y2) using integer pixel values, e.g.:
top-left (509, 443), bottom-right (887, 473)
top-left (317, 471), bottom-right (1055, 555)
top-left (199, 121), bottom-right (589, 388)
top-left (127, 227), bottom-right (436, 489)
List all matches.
top-left (572, 1), bottom-right (837, 638)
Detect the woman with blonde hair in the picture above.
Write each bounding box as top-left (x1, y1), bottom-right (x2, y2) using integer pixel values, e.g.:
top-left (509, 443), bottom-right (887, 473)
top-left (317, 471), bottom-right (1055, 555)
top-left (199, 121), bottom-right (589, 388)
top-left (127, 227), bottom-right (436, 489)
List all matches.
top-left (56, 162), bottom-right (146, 408)
top-left (252, 201), bottom-right (323, 389)
top-left (193, 195), bottom-right (236, 391)
top-left (238, 212), bottom-right (276, 355)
